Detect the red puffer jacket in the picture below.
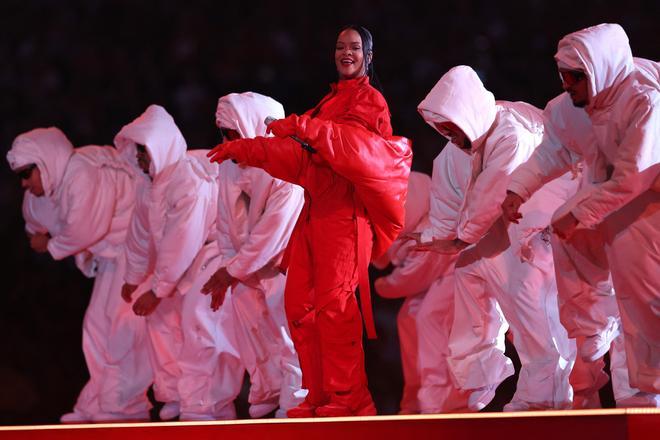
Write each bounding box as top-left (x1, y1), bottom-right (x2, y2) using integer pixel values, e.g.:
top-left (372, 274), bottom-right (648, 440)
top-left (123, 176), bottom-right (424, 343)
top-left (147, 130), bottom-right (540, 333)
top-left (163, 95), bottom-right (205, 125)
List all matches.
top-left (209, 76), bottom-right (412, 337)
top-left (212, 76), bottom-right (412, 259)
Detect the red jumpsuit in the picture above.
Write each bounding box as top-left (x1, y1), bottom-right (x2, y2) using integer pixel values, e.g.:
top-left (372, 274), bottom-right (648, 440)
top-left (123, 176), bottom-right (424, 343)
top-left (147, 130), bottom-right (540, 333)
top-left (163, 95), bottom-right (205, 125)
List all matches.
top-left (209, 76), bottom-right (412, 415)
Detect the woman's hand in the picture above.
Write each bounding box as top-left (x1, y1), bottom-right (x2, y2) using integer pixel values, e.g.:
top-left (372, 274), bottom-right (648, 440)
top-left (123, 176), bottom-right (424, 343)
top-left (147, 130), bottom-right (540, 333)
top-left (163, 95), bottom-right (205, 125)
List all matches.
top-left (207, 142), bottom-right (237, 164)
top-left (266, 115), bottom-right (298, 138)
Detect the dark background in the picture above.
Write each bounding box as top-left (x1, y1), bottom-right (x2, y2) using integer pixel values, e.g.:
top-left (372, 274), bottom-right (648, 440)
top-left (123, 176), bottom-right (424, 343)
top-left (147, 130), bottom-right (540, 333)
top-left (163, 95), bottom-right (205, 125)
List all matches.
top-left (1, 0), bottom-right (657, 425)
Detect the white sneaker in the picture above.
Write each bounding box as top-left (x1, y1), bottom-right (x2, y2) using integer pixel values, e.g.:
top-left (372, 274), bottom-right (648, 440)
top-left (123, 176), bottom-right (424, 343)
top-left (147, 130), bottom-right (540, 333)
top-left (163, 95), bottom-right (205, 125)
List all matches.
top-left (503, 399), bottom-right (530, 412)
top-left (616, 392), bottom-right (660, 408)
top-left (468, 385), bottom-right (497, 411)
top-left (60, 411), bottom-right (90, 424)
top-left (580, 318), bottom-right (620, 362)
top-left (180, 403), bottom-right (237, 421)
top-left (90, 411), bottom-right (150, 423)
top-left (159, 401), bottom-right (180, 420)
top-left (249, 400), bottom-right (279, 418)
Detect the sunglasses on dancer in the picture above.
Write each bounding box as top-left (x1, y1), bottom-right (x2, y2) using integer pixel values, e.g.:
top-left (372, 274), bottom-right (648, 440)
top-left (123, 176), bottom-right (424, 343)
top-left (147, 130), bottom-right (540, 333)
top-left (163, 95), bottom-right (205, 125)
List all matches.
top-left (558, 69), bottom-right (586, 86)
top-left (16, 164), bottom-right (37, 180)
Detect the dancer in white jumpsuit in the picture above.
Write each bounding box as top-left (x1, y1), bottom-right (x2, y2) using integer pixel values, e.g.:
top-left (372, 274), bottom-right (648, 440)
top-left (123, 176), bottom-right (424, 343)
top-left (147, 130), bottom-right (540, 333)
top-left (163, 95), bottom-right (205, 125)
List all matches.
top-left (115, 105), bottom-right (222, 420)
top-left (415, 65), bottom-right (576, 411)
top-left (7, 127), bottom-right (153, 423)
top-left (503, 23), bottom-right (660, 406)
top-left (198, 91), bottom-right (305, 418)
top-left (406, 134), bottom-right (494, 413)
top-left (374, 171), bottom-right (465, 414)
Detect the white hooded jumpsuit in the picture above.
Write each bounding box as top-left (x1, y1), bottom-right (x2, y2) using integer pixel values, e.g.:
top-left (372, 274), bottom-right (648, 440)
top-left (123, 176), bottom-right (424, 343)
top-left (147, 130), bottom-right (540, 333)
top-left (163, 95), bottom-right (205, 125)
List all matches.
top-left (408, 138), bottom-right (492, 413)
top-left (210, 92), bottom-right (306, 418)
top-left (374, 171), bottom-right (463, 414)
top-left (419, 66), bottom-right (576, 411)
top-left (508, 23), bottom-right (660, 401)
top-left (114, 105), bottom-right (222, 415)
top-left (7, 128), bottom-right (153, 422)
top-left (510, 91), bottom-right (641, 407)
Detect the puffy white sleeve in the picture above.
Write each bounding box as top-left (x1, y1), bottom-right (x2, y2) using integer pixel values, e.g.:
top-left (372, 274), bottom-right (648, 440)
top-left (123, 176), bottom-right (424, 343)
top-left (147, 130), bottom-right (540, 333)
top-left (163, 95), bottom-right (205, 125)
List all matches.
top-left (124, 183), bottom-right (152, 286)
top-left (152, 179), bottom-right (215, 298)
top-left (508, 103), bottom-right (583, 201)
top-left (458, 132), bottom-right (532, 244)
top-left (376, 242), bottom-right (453, 299)
top-left (47, 165), bottom-right (115, 260)
top-left (22, 192), bottom-right (52, 235)
top-left (225, 172), bottom-right (304, 281)
top-left (572, 94), bottom-right (660, 227)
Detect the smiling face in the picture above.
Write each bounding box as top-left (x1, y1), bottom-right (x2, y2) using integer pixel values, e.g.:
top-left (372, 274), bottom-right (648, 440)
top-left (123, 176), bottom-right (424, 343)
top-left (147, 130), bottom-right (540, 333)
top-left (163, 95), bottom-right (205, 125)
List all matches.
top-left (335, 28), bottom-right (370, 80)
top-left (17, 164), bottom-right (45, 197)
top-left (434, 121), bottom-right (472, 152)
top-left (559, 69), bottom-right (589, 108)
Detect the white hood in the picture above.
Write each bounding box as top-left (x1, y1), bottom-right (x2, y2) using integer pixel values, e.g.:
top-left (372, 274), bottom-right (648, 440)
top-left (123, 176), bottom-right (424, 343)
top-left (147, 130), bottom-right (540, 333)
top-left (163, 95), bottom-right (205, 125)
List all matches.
top-left (7, 127), bottom-right (74, 197)
top-left (114, 104), bottom-right (187, 178)
top-left (555, 23), bottom-right (635, 111)
top-left (215, 92), bottom-right (285, 139)
top-left (418, 65), bottom-right (497, 149)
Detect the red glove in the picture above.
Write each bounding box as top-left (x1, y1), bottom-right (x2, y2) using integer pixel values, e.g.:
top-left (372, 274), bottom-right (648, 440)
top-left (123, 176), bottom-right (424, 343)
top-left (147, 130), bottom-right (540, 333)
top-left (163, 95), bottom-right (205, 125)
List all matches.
top-left (207, 140), bottom-right (239, 164)
top-left (266, 114), bottom-right (299, 138)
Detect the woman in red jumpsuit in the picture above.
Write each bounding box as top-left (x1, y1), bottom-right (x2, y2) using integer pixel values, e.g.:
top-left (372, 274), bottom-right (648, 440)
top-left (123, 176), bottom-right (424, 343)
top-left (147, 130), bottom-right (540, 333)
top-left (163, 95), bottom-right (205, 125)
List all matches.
top-left (208, 25), bottom-right (412, 417)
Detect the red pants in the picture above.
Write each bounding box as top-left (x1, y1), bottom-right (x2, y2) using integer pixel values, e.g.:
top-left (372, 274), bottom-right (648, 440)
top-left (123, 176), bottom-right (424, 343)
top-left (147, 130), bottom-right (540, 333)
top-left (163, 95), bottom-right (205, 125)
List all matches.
top-left (284, 216), bottom-right (374, 411)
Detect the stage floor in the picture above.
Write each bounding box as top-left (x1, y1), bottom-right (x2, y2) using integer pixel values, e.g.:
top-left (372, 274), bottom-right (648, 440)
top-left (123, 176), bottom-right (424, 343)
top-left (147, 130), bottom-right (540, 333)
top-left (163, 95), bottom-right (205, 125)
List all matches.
top-left (1, 408), bottom-right (658, 440)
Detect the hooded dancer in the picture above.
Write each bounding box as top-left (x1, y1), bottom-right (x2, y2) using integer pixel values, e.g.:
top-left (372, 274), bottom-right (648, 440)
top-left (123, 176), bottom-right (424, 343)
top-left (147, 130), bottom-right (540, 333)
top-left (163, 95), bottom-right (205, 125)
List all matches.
top-left (7, 128), bottom-right (152, 423)
top-left (373, 171), bottom-right (467, 414)
top-left (502, 23), bottom-right (660, 405)
top-left (415, 66), bottom-right (576, 411)
top-left (505, 90), bottom-right (642, 408)
top-left (116, 105), bottom-right (223, 420)
top-left (398, 145), bottom-right (484, 414)
top-left (197, 91), bottom-right (305, 418)
top-left (207, 25), bottom-right (412, 417)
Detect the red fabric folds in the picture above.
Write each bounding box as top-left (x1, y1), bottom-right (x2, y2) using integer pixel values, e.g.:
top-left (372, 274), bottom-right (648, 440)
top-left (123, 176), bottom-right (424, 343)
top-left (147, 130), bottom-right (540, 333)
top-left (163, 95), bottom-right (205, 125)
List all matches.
top-left (285, 113), bottom-right (413, 259)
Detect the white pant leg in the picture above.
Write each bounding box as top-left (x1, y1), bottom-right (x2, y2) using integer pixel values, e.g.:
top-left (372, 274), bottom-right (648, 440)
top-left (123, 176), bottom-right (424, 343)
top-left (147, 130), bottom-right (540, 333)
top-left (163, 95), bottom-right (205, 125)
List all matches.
top-left (497, 231), bottom-right (574, 409)
top-left (231, 279), bottom-right (288, 406)
top-left (74, 255), bottom-right (152, 419)
top-left (417, 271), bottom-right (471, 413)
top-left (144, 286), bottom-right (183, 405)
top-left (551, 229), bottom-right (619, 338)
top-left (397, 293), bottom-right (425, 414)
top-left (610, 330), bottom-right (639, 402)
top-left (447, 248), bottom-right (513, 393)
top-left (177, 258), bottom-right (244, 419)
top-left (570, 345), bottom-right (607, 408)
top-left (263, 275), bottom-right (306, 414)
top-left (604, 190), bottom-right (660, 394)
